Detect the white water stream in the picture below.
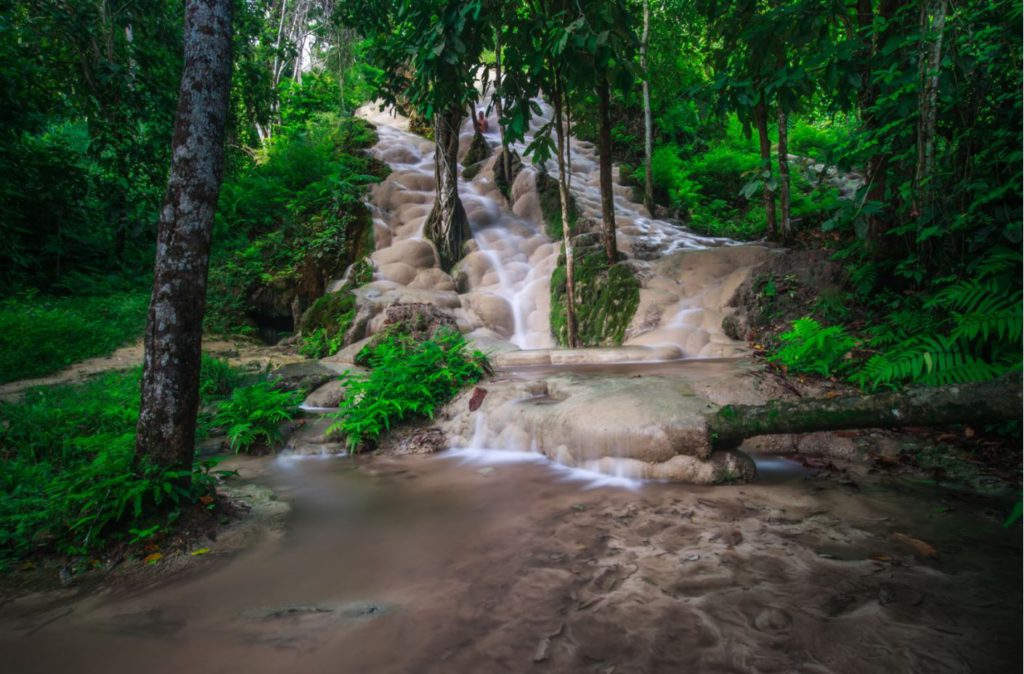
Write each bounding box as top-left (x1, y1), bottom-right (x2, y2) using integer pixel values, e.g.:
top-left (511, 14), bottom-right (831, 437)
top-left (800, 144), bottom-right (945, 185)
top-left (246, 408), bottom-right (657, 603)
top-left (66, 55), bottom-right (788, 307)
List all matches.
top-left (355, 99), bottom-right (756, 358)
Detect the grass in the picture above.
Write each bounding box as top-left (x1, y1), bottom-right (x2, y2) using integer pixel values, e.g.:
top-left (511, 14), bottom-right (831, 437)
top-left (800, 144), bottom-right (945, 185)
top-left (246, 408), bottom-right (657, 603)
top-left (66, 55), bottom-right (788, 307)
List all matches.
top-left (0, 358), bottom-right (297, 565)
top-left (0, 291), bottom-right (149, 384)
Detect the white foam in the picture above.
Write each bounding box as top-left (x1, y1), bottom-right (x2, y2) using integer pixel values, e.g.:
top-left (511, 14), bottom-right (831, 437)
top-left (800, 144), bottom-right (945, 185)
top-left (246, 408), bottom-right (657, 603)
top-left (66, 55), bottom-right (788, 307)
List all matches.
top-left (443, 447), bottom-right (644, 491)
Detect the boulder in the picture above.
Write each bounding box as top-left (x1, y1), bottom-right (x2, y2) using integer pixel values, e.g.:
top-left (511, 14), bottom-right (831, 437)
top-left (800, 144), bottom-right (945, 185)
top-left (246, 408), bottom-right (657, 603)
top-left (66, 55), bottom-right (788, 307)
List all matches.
top-left (372, 238), bottom-right (438, 270)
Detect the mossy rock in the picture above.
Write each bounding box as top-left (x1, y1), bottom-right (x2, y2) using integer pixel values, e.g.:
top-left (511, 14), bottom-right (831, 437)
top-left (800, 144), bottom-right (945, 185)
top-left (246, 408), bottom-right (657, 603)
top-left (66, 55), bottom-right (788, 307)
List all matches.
top-left (550, 234), bottom-right (640, 347)
top-left (462, 162), bottom-right (483, 181)
top-left (463, 131), bottom-right (491, 168)
top-left (536, 167), bottom-right (579, 240)
top-left (354, 303), bottom-right (458, 366)
top-left (408, 113), bottom-right (434, 140)
top-left (299, 291), bottom-right (357, 358)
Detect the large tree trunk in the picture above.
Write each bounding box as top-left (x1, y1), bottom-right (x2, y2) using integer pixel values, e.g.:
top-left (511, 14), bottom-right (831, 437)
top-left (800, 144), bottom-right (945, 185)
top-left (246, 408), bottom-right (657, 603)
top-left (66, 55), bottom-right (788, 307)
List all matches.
top-left (641, 0), bottom-right (654, 214)
top-left (708, 375), bottom-right (1023, 450)
top-left (136, 0), bottom-right (233, 472)
top-left (777, 107), bottom-right (791, 242)
top-left (424, 104), bottom-right (471, 272)
top-left (597, 77), bottom-right (617, 263)
top-left (552, 80), bottom-right (580, 348)
top-left (754, 94), bottom-right (778, 239)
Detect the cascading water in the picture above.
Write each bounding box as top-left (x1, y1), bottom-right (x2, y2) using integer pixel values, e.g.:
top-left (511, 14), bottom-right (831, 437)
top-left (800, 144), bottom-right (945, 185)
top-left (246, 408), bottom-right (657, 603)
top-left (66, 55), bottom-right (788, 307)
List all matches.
top-left (351, 99), bottom-right (773, 482)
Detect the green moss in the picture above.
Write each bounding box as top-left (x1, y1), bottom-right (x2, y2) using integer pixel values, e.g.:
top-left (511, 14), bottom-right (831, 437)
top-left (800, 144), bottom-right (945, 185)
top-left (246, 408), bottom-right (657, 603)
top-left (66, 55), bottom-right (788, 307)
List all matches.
top-left (462, 162), bottom-right (483, 181)
top-left (536, 168), bottom-right (580, 241)
top-left (463, 131), bottom-right (491, 168)
top-left (550, 235), bottom-right (640, 347)
top-left (408, 113), bottom-right (434, 140)
top-left (299, 292), bottom-right (356, 358)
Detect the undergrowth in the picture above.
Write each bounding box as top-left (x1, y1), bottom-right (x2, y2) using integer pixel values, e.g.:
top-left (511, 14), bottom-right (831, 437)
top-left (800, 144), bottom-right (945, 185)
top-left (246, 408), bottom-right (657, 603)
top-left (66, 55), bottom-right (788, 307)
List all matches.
top-left (769, 247), bottom-right (1022, 391)
top-left (214, 381), bottom-right (302, 452)
top-left (0, 358), bottom-right (298, 565)
top-left (0, 291), bottom-right (149, 383)
top-left (328, 329), bottom-right (488, 451)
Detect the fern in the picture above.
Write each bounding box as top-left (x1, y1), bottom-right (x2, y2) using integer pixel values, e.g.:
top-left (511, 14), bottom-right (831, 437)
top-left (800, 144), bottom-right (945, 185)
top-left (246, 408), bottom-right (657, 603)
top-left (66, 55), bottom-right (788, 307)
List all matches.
top-left (851, 246), bottom-right (1022, 390)
top-left (769, 317), bottom-right (858, 377)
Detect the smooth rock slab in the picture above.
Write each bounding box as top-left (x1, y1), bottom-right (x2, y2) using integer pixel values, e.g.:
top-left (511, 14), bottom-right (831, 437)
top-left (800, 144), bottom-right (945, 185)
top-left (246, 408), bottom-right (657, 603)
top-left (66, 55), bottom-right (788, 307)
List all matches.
top-left (442, 374), bottom-right (716, 464)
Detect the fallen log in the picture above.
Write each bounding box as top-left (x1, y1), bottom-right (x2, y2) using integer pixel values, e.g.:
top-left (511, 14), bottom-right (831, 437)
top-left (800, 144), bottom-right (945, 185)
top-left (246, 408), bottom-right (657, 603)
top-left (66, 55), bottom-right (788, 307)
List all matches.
top-left (708, 374), bottom-right (1022, 449)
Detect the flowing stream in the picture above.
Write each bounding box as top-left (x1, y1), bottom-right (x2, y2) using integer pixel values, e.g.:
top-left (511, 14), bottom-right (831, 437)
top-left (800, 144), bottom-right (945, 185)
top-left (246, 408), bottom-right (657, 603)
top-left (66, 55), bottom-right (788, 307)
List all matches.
top-left (2, 453), bottom-right (1018, 673)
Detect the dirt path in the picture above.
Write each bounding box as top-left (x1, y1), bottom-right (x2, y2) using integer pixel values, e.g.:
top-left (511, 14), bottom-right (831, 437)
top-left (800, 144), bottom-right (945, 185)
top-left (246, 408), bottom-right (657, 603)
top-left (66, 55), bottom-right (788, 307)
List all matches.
top-left (0, 338), bottom-right (307, 401)
top-left (1, 452), bottom-right (1018, 673)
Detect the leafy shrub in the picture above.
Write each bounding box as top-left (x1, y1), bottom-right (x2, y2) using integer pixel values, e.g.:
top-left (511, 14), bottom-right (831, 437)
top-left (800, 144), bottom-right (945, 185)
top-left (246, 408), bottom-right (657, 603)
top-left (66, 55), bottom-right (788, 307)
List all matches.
top-left (206, 114), bottom-right (385, 333)
top-left (199, 354), bottom-right (246, 398)
top-left (328, 329), bottom-right (488, 451)
top-left (769, 317), bottom-right (858, 377)
top-left (214, 381), bottom-right (302, 452)
top-left (0, 366), bottom-right (241, 562)
top-left (849, 247), bottom-right (1022, 390)
top-left (0, 291), bottom-right (149, 383)
top-left (788, 116), bottom-right (856, 167)
top-left (299, 291), bottom-right (357, 358)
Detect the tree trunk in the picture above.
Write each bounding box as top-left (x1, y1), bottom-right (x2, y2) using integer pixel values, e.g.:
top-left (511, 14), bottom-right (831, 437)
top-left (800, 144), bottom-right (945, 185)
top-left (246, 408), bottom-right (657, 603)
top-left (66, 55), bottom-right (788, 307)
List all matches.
top-left (641, 0), bottom-right (654, 214)
top-left (754, 94), bottom-right (777, 239)
top-left (494, 28), bottom-right (512, 194)
top-left (424, 105), bottom-right (471, 272)
top-left (597, 77), bottom-right (617, 263)
top-left (777, 107), bottom-right (791, 242)
top-left (863, 0), bottom-right (903, 258)
top-left (136, 0), bottom-right (233, 472)
top-left (708, 375), bottom-right (1023, 450)
top-left (914, 0), bottom-right (947, 213)
top-left (553, 80), bottom-right (580, 348)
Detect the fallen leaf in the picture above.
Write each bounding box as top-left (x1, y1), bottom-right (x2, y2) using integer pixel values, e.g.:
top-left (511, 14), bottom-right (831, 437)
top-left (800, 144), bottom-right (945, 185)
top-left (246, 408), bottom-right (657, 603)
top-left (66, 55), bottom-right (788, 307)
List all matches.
top-left (468, 386), bottom-right (488, 412)
top-left (199, 495), bottom-right (215, 506)
top-left (190, 548), bottom-right (211, 556)
top-left (144, 552), bottom-right (163, 565)
top-left (868, 553), bottom-right (892, 562)
top-left (891, 532), bottom-right (938, 559)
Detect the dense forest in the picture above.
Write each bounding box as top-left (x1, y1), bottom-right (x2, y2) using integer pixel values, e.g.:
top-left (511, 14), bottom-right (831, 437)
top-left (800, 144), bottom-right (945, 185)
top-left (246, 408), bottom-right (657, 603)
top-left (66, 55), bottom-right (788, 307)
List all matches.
top-left (0, 1), bottom-right (1020, 670)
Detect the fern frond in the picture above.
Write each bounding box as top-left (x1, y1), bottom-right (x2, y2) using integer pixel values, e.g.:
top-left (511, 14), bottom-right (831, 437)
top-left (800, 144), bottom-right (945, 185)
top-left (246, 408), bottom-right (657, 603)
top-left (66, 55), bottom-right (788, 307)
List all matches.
top-left (952, 303), bottom-right (1023, 343)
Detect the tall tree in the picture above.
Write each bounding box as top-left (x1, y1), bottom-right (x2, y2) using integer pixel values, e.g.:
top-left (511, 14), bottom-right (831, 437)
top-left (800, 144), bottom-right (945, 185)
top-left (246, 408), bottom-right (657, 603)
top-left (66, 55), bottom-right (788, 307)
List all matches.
top-left (640, 0), bottom-right (654, 214)
top-left (346, 0), bottom-right (489, 271)
top-left (581, 0), bottom-right (636, 264)
top-left (136, 0), bottom-right (233, 472)
top-left (498, 1), bottom-right (595, 347)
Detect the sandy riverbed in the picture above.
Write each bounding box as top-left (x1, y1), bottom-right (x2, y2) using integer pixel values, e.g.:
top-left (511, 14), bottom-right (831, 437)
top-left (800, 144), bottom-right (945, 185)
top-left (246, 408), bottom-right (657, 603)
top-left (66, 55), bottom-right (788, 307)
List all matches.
top-left (1, 450), bottom-right (1019, 673)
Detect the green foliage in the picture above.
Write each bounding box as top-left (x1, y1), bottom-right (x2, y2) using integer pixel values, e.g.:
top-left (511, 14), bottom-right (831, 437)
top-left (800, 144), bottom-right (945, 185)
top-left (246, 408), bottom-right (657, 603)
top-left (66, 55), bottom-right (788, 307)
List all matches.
top-left (536, 168), bottom-right (579, 240)
top-left (769, 317), bottom-right (857, 377)
top-left (550, 238), bottom-right (641, 347)
top-left (207, 114), bottom-right (384, 332)
top-left (0, 291), bottom-right (149, 383)
top-left (328, 329), bottom-right (488, 452)
top-left (214, 382), bottom-right (301, 453)
top-left (299, 291), bottom-right (357, 358)
top-left (851, 251), bottom-right (1022, 390)
top-left (0, 362), bottom-right (244, 562)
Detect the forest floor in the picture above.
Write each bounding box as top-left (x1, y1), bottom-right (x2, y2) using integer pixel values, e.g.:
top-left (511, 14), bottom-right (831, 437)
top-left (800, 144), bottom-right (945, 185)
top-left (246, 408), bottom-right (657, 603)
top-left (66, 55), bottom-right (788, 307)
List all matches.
top-left (0, 337), bottom-right (307, 402)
